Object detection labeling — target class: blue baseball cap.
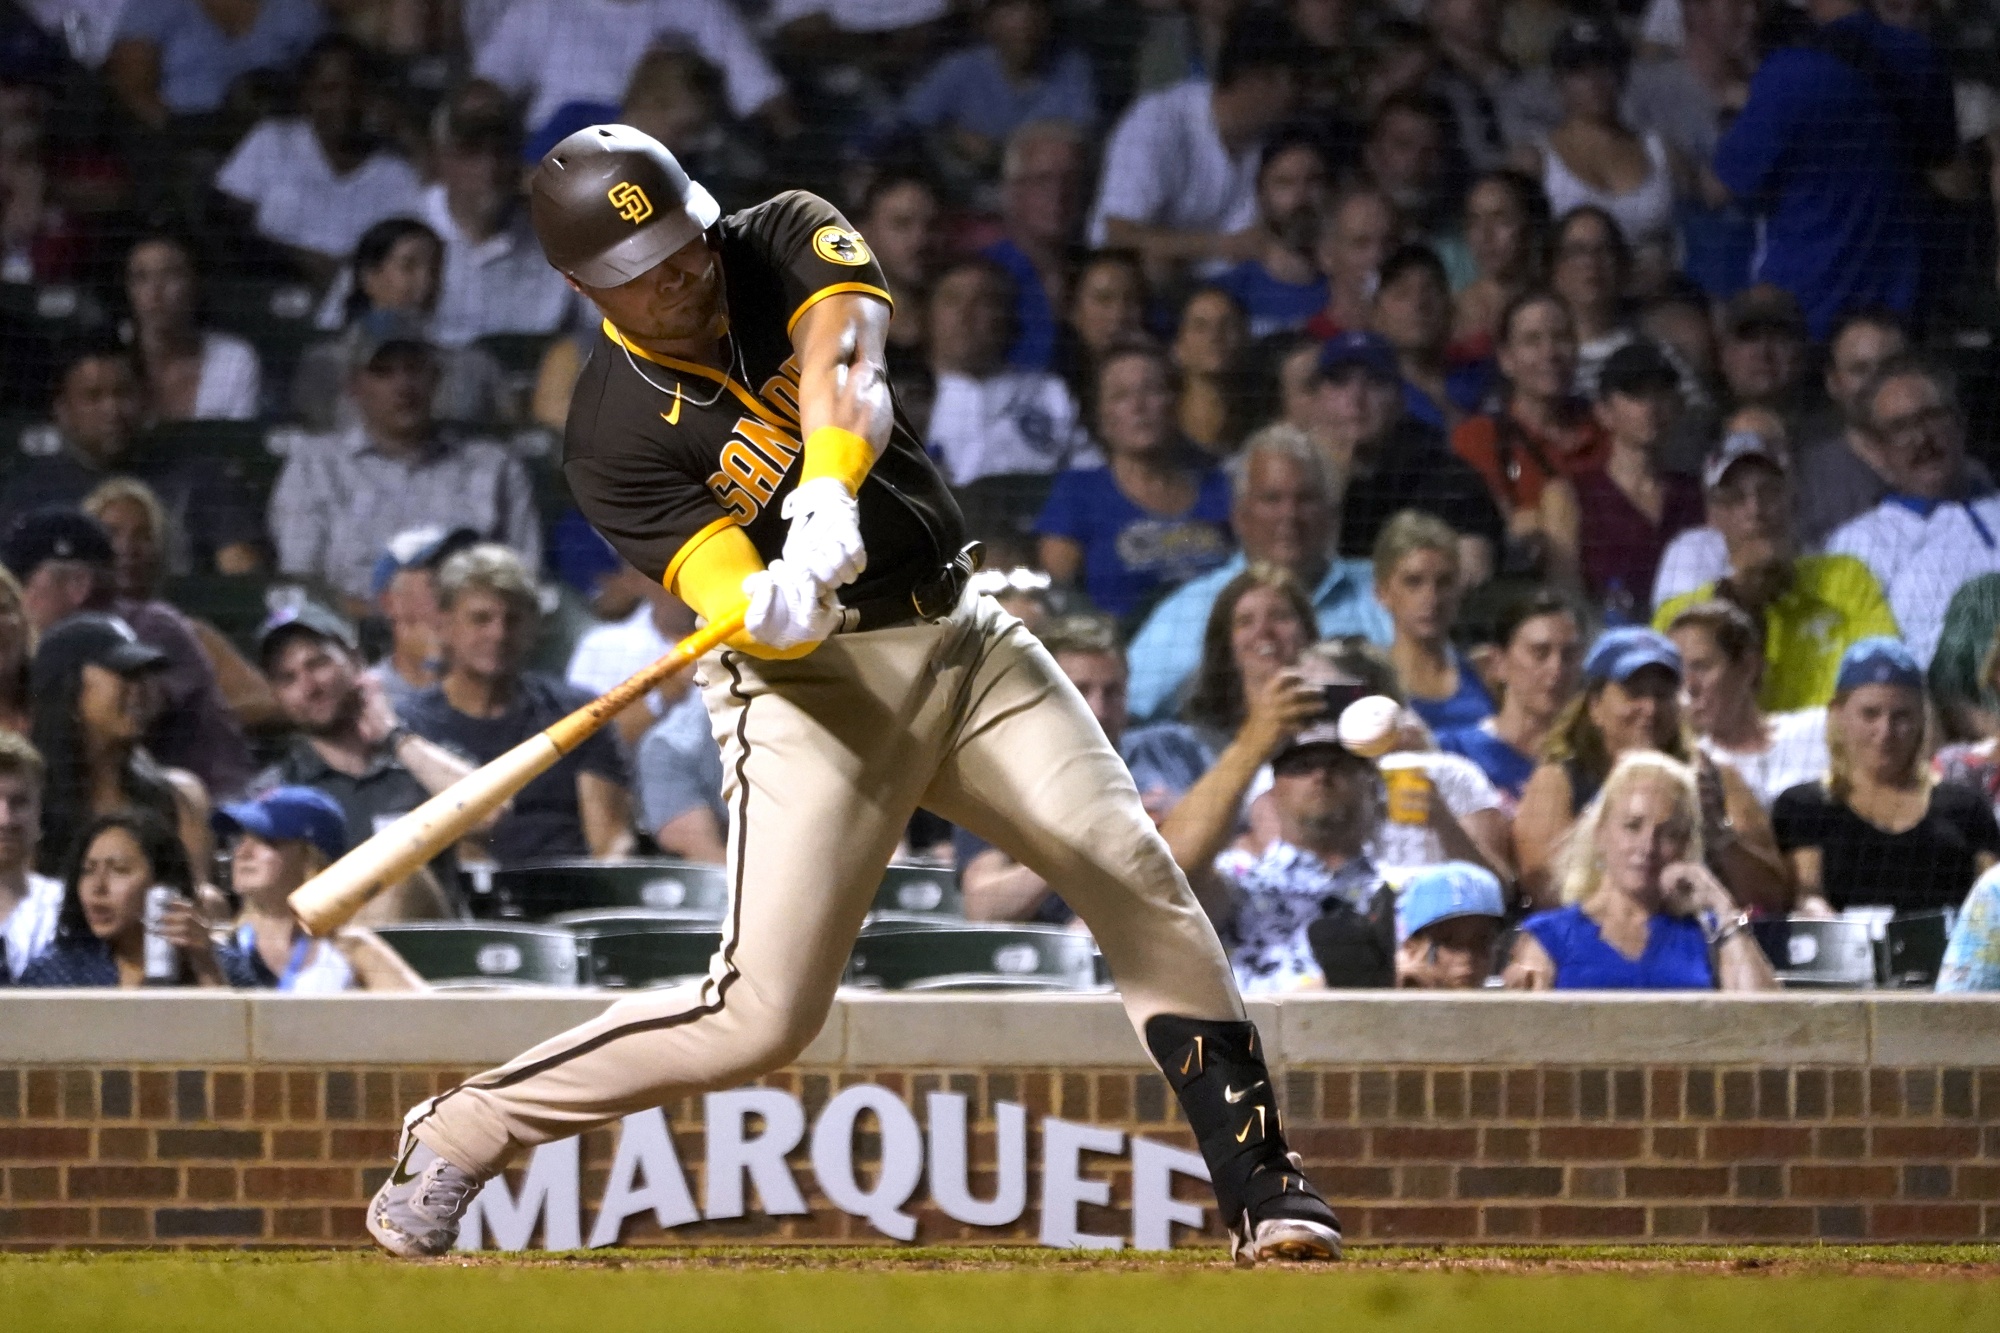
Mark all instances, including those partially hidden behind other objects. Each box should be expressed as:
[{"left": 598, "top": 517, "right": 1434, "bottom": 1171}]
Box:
[
  {"left": 1582, "top": 626, "right": 1682, "bottom": 687},
  {"left": 1316, "top": 330, "right": 1400, "bottom": 382},
  {"left": 213, "top": 787, "right": 349, "bottom": 864},
  {"left": 1397, "top": 862, "right": 1507, "bottom": 942},
  {"left": 370, "top": 524, "right": 481, "bottom": 600},
  {"left": 1835, "top": 636, "right": 1923, "bottom": 694}
]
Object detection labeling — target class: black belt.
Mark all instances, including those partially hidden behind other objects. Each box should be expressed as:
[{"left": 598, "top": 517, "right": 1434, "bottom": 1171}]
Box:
[{"left": 838, "top": 542, "right": 984, "bottom": 633}]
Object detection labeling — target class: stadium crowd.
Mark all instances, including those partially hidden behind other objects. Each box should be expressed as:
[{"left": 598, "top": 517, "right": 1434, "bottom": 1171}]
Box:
[{"left": 4, "top": 0, "right": 2000, "bottom": 994}]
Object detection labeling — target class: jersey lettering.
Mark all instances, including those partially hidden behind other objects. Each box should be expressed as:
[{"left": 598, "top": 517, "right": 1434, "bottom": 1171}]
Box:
[
  {"left": 706, "top": 477, "right": 758, "bottom": 523},
  {"left": 736, "top": 415, "right": 801, "bottom": 472},
  {"left": 716, "top": 440, "right": 784, "bottom": 506}
]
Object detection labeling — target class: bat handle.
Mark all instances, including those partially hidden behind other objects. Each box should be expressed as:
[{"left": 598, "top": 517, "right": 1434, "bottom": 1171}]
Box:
[{"left": 545, "top": 605, "right": 747, "bottom": 754}]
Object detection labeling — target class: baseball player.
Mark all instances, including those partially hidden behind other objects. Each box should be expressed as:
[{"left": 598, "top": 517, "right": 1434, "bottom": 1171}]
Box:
[{"left": 366, "top": 125, "right": 1342, "bottom": 1264}]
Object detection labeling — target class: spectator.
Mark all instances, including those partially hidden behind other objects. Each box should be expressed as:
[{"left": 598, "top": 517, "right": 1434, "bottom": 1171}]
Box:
[
  {"left": 402, "top": 545, "right": 632, "bottom": 866},
  {"left": 0, "top": 731, "right": 58, "bottom": 980},
  {"left": 422, "top": 91, "right": 573, "bottom": 349},
  {"left": 1089, "top": 9, "right": 1301, "bottom": 277},
  {"left": 271, "top": 322, "right": 540, "bottom": 613},
  {"left": 1176, "top": 562, "right": 1318, "bottom": 751},
  {"left": 1362, "top": 713, "right": 1515, "bottom": 886},
  {"left": 1451, "top": 290, "right": 1603, "bottom": 585},
  {"left": 619, "top": 46, "right": 770, "bottom": 217},
  {"left": 27, "top": 612, "right": 211, "bottom": 877},
  {"left": 1374, "top": 510, "right": 1495, "bottom": 733},
  {"left": 84, "top": 476, "right": 278, "bottom": 737},
  {"left": 1648, "top": 405, "right": 1781, "bottom": 604},
  {"left": 1308, "top": 331, "right": 1503, "bottom": 575},
  {"left": 1625, "top": 0, "right": 1756, "bottom": 177},
  {"left": 1172, "top": 285, "right": 1251, "bottom": 455},
  {"left": 856, "top": 172, "right": 941, "bottom": 363},
  {"left": 216, "top": 785, "right": 423, "bottom": 990},
  {"left": 635, "top": 668, "right": 727, "bottom": 866},
  {"left": 1212, "top": 131, "right": 1329, "bottom": 338},
  {"left": 123, "top": 234, "right": 261, "bottom": 421},
  {"left": 1669, "top": 598, "right": 1829, "bottom": 811},
  {"left": 0, "top": 46, "right": 91, "bottom": 296},
  {"left": 1513, "top": 626, "right": 1788, "bottom": 910},
  {"left": 1304, "top": 185, "right": 1397, "bottom": 342},
  {"left": 213, "top": 35, "right": 424, "bottom": 284},
  {"left": 1181, "top": 655, "right": 1386, "bottom": 993},
  {"left": 1939, "top": 862, "right": 2000, "bottom": 990},
  {"left": 295, "top": 219, "right": 512, "bottom": 431},
  {"left": 925, "top": 257, "right": 1093, "bottom": 495},
  {"left": 105, "top": 0, "right": 323, "bottom": 128},
  {"left": 1655, "top": 431, "right": 1897, "bottom": 709},
  {"left": 1393, "top": 860, "right": 1508, "bottom": 987},
  {"left": 1776, "top": 637, "right": 2000, "bottom": 915},
  {"left": 1427, "top": 0, "right": 1518, "bottom": 176},
  {"left": 256, "top": 603, "right": 475, "bottom": 917},
  {"left": 1712, "top": 0, "right": 1955, "bottom": 338},
  {"left": 1371, "top": 244, "right": 1483, "bottom": 432},
  {"left": 0, "top": 341, "right": 263, "bottom": 574},
  {"left": 1440, "top": 585, "right": 1584, "bottom": 804},
  {"left": 1639, "top": 282, "right": 1721, "bottom": 403},
  {"left": 15, "top": 808, "right": 256, "bottom": 987},
  {"left": 365, "top": 526, "right": 476, "bottom": 714},
  {"left": 1452, "top": 169, "right": 1551, "bottom": 353},
  {"left": 1361, "top": 92, "right": 1458, "bottom": 260},
  {"left": 473, "top": 0, "right": 785, "bottom": 143},
  {"left": 959, "top": 614, "right": 1212, "bottom": 923},
  {"left": 2, "top": 509, "right": 255, "bottom": 799},
  {"left": 1827, "top": 356, "right": 2000, "bottom": 666},
  {"left": 1514, "top": 19, "right": 1683, "bottom": 292},
  {"left": 1550, "top": 206, "right": 1635, "bottom": 397},
  {"left": 1929, "top": 574, "right": 2000, "bottom": 747},
  {"left": 900, "top": 0, "right": 1095, "bottom": 179},
  {"left": 1127, "top": 425, "right": 1389, "bottom": 721},
  {"left": 981, "top": 120, "right": 1089, "bottom": 372},
  {"left": 1714, "top": 285, "right": 1810, "bottom": 427},
  {"left": 0, "top": 564, "right": 27, "bottom": 734},
  {"left": 1505, "top": 751, "right": 1778, "bottom": 990},
  {"left": 1055, "top": 249, "right": 1147, "bottom": 404},
  {"left": 1036, "top": 344, "right": 1234, "bottom": 619},
  {"left": 1575, "top": 340, "right": 1703, "bottom": 618},
  {"left": 567, "top": 576, "right": 699, "bottom": 750},
  {"left": 1790, "top": 309, "right": 1921, "bottom": 548}
]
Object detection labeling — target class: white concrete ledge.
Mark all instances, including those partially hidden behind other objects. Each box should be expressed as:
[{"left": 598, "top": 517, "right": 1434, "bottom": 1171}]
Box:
[{"left": 2, "top": 991, "right": 1998, "bottom": 1067}]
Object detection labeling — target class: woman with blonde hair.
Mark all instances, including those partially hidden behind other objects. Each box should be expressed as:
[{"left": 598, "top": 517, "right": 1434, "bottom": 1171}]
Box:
[
  {"left": 1373, "top": 510, "right": 1494, "bottom": 733},
  {"left": 1505, "top": 751, "right": 1777, "bottom": 990},
  {"left": 1774, "top": 638, "right": 2000, "bottom": 917},
  {"left": 0, "top": 564, "right": 30, "bottom": 734}
]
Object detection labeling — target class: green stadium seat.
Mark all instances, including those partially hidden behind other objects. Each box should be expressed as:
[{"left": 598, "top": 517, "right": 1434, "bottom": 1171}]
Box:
[
  {"left": 844, "top": 924, "right": 1100, "bottom": 991},
  {"left": 566, "top": 917, "right": 722, "bottom": 989},
  {"left": 868, "top": 864, "right": 962, "bottom": 924},
  {"left": 476, "top": 333, "right": 555, "bottom": 376},
  {"left": 142, "top": 419, "right": 287, "bottom": 499},
  {"left": 1773, "top": 918, "right": 1877, "bottom": 990},
  {"left": 374, "top": 922, "right": 578, "bottom": 988},
  {"left": 1882, "top": 910, "right": 1952, "bottom": 988},
  {"left": 490, "top": 859, "right": 730, "bottom": 920},
  {"left": 162, "top": 573, "right": 274, "bottom": 657},
  {"left": 208, "top": 276, "right": 320, "bottom": 380}
]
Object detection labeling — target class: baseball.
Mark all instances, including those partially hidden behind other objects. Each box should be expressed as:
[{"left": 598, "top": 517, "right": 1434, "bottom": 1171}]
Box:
[{"left": 1337, "top": 695, "right": 1402, "bottom": 758}]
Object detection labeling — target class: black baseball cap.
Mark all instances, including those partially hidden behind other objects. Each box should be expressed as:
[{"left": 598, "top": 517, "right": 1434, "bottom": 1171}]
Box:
[
  {"left": 258, "top": 601, "right": 358, "bottom": 670},
  {"left": 32, "top": 612, "right": 167, "bottom": 680},
  {"left": 1, "top": 509, "right": 114, "bottom": 581},
  {"left": 1551, "top": 18, "right": 1629, "bottom": 72},
  {"left": 531, "top": 124, "right": 720, "bottom": 288},
  {"left": 1597, "top": 340, "right": 1681, "bottom": 400}
]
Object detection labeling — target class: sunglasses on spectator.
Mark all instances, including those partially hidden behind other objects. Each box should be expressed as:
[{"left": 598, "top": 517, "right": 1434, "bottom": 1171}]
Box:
[{"left": 1273, "top": 746, "right": 1357, "bottom": 777}]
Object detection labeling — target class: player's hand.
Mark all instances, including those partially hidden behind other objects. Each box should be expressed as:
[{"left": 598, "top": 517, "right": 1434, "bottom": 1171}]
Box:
[
  {"left": 741, "top": 559, "right": 840, "bottom": 652},
  {"left": 780, "top": 476, "right": 867, "bottom": 588}
]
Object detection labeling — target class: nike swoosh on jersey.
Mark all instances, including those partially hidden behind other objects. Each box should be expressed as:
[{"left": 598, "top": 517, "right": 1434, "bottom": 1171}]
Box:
[
  {"left": 1223, "top": 1080, "right": 1267, "bottom": 1104},
  {"left": 661, "top": 384, "right": 682, "bottom": 426}
]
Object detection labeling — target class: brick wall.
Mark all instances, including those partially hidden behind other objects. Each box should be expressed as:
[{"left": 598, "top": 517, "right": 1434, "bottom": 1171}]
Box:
[{"left": 4, "top": 1059, "right": 1998, "bottom": 1248}]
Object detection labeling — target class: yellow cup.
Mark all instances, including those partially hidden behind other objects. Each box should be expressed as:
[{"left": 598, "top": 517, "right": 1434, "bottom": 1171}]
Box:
[{"left": 1384, "top": 766, "right": 1433, "bottom": 826}]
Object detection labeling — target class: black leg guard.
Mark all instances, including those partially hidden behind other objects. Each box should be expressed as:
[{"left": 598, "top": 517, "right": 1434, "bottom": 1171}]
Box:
[{"left": 1145, "top": 1014, "right": 1343, "bottom": 1254}]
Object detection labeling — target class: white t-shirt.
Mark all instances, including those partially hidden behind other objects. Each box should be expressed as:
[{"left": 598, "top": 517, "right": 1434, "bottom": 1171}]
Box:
[
  {"left": 1699, "top": 708, "right": 1828, "bottom": 811},
  {"left": 474, "top": 0, "right": 785, "bottom": 129},
  {"left": 567, "top": 603, "right": 674, "bottom": 718},
  {"left": 1088, "top": 80, "right": 1260, "bottom": 254},
  {"left": 1826, "top": 496, "right": 2000, "bottom": 666},
  {"left": 195, "top": 332, "right": 262, "bottom": 420},
  {"left": 1652, "top": 525, "right": 1731, "bottom": 609},
  {"left": 422, "top": 185, "right": 575, "bottom": 349},
  {"left": 925, "top": 369, "right": 1097, "bottom": 486},
  {"left": 215, "top": 120, "right": 424, "bottom": 260},
  {"left": 2, "top": 873, "right": 62, "bottom": 978},
  {"left": 1372, "top": 752, "right": 1504, "bottom": 883}
]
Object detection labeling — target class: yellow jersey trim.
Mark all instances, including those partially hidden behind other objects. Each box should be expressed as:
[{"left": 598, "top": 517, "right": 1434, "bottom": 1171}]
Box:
[
  {"left": 661, "top": 514, "right": 747, "bottom": 595},
  {"left": 785, "top": 282, "right": 893, "bottom": 337}
]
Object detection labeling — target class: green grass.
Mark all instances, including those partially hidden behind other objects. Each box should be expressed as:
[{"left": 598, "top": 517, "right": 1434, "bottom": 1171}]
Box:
[{"left": 4, "top": 1247, "right": 1999, "bottom": 1332}]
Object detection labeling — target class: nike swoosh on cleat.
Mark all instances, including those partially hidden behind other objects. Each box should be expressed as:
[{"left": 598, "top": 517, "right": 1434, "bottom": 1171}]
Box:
[
  {"left": 1223, "top": 1080, "right": 1266, "bottom": 1104},
  {"left": 1235, "top": 1118, "right": 1255, "bottom": 1143},
  {"left": 660, "top": 384, "right": 683, "bottom": 426},
  {"left": 387, "top": 1140, "right": 421, "bottom": 1186}
]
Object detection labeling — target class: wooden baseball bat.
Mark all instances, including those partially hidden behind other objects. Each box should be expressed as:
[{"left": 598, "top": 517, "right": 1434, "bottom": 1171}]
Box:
[{"left": 287, "top": 606, "right": 748, "bottom": 937}]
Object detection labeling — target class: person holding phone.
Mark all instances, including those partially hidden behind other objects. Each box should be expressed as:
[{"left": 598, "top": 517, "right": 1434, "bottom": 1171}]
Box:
[
  {"left": 1504, "top": 751, "right": 1778, "bottom": 991},
  {"left": 14, "top": 808, "right": 257, "bottom": 988}
]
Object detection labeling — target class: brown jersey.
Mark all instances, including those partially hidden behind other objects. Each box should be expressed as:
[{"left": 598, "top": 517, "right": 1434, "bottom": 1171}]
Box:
[{"left": 562, "top": 190, "right": 964, "bottom": 605}]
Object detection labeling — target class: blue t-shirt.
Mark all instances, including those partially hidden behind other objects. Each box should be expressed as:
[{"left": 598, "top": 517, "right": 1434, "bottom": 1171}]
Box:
[
  {"left": 983, "top": 238, "right": 1058, "bottom": 372},
  {"left": 901, "top": 45, "right": 1097, "bottom": 144},
  {"left": 1712, "top": 13, "right": 1954, "bottom": 338},
  {"left": 115, "top": 0, "right": 325, "bottom": 116},
  {"left": 1522, "top": 904, "right": 1715, "bottom": 990},
  {"left": 1409, "top": 653, "right": 1495, "bottom": 734},
  {"left": 1035, "top": 465, "right": 1235, "bottom": 617},
  {"left": 1211, "top": 261, "right": 1326, "bottom": 338},
  {"left": 1437, "top": 723, "right": 1537, "bottom": 802}
]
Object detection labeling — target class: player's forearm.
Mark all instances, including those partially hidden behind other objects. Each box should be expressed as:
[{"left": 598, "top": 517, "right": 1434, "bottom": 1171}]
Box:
[{"left": 791, "top": 292, "right": 894, "bottom": 492}]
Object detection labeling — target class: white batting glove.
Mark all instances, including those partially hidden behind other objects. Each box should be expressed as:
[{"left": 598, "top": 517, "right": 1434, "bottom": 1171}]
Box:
[
  {"left": 741, "top": 559, "right": 841, "bottom": 652},
  {"left": 779, "top": 476, "right": 867, "bottom": 588}
]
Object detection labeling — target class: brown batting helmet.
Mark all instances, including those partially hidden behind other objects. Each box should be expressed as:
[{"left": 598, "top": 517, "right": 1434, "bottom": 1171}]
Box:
[{"left": 530, "top": 124, "right": 720, "bottom": 288}]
